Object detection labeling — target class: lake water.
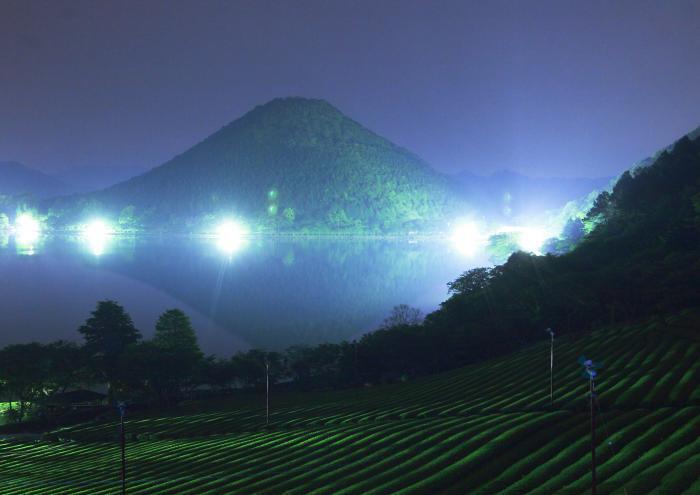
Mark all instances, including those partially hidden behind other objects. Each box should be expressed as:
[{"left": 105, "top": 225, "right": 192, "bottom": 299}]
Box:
[{"left": 0, "top": 232, "right": 490, "bottom": 355}]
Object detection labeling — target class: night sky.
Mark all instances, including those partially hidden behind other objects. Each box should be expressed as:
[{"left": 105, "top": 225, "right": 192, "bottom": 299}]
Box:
[{"left": 1, "top": 0, "right": 699, "bottom": 179}]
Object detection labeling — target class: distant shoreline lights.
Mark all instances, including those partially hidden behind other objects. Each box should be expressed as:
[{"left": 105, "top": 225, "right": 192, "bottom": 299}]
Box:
[
  {"left": 80, "top": 219, "right": 115, "bottom": 256},
  {"left": 450, "top": 218, "right": 555, "bottom": 257},
  {"left": 13, "top": 212, "right": 42, "bottom": 255},
  {"left": 213, "top": 219, "right": 249, "bottom": 256},
  {"left": 450, "top": 221, "right": 487, "bottom": 256},
  {"left": 495, "top": 225, "right": 553, "bottom": 255}
]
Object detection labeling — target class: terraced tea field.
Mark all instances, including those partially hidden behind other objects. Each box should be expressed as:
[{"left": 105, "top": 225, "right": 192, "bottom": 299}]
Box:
[{"left": 1, "top": 322, "right": 699, "bottom": 494}]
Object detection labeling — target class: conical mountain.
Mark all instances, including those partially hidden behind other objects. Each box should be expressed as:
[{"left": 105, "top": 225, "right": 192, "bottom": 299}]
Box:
[{"left": 65, "top": 98, "right": 463, "bottom": 233}]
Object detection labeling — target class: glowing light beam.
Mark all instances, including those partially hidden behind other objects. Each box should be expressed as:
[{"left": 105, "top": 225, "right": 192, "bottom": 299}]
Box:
[
  {"left": 15, "top": 213, "right": 40, "bottom": 239},
  {"left": 214, "top": 220, "right": 248, "bottom": 255},
  {"left": 450, "top": 222, "right": 485, "bottom": 256},
  {"left": 494, "top": 225, "right": 552, "bottom": 255},
  {"left": 81, "top": 219, "right": 114, "bottom": 256},
  {"left": 516, "top": 227, "right": 550, "bottom": 254},
  {"left": 14, "top": 213, "right": 41, "bottom": 254}
]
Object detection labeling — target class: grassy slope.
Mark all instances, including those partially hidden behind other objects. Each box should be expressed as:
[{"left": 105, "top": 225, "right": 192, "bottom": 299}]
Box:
[{"left": 1, "top": 320, "right": 699, "bottom": 494}]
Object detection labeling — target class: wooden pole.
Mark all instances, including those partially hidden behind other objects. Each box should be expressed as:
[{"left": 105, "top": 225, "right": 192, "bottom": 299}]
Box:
[
  {"left": 546, "top": 329, "right": 554, "bottom": 406},
  {"left": 550, "top": 333, "right": 554, "bottom": 406},
  {"left": 590, "top": 377, "right": 597, "bottom": 495},
  {"left": 265, "top": 361, "right": 270, "bottom": 426},
  {"left": 119, "top": 403, "right": 126, "bottom": 495}
]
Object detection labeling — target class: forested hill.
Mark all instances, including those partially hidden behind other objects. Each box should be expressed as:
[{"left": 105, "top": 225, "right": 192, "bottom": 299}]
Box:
[
  {"left": 52, "top": 98, "right": 464, "bottom": 233},
  {"left": 0, "top": 161, "right": 68, "bottom": 199},
  {"left": 361, "top": 129, "right": 700, "bottom": 378}
]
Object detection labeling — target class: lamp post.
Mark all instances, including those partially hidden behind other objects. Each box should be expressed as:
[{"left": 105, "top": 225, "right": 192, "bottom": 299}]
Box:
[
  {"left": 546, "top": 328, "right": 554, "bottom": 406},
  {"left": 265, "top": 360, "right": 270, "bottom": 426},
  {"left": 581, "top": 359, "right": 598, "bottom": 495},
  {"left": 117, "top": 401, "right": 127, "bottom": 495}
]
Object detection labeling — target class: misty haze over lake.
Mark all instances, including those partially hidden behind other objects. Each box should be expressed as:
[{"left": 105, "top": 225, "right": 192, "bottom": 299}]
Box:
[{"left": 0, "top": 235, "right": 489, "bottom": 354}]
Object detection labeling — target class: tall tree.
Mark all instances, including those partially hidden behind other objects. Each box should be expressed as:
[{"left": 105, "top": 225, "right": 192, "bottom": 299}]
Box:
[
  {"left": 46, "top": 341, "right": 90, "bottom": 394},
  {"left": 0, "top": 343, "right": 52, "bottom": 422},
  {"left": 231, "top": 350, "right": 285, "bottom": 388},
  {"left": 153, "top": 309, "right": 202, "bottom": 357},
  {"left": 78, "top": 300, "right": 141, "bottom": 401},
  {"left": 446, "top": 267, "right": 494, "bottom": 296},
  {"left": 148, "top": 309, "right": 203, "bottom": 403},
  {"left": 381, "top": 304, "right": 423, "bottom": 329}
]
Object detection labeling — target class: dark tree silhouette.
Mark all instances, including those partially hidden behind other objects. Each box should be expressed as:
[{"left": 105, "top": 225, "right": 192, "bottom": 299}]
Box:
[
  {"left": 381, "top": 304, "right": 423, "bottom": 329},
  {"left": 446, "top": 267, "right": 494, "bottom": 295},
  {"left": 78, "top": 300, "right": 141, "bottom": 401},
  {"left": 0, "top": 343, "right": 51, "bottom": 422},
  {"left": 149, "top": 309, "right": 204, "bottom": 403},
  {"left": 154, "top": 309, "right": 202, "bottom": 357}
]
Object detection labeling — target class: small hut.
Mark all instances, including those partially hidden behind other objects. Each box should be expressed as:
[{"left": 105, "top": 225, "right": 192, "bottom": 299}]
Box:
[{"left": 44, "top": 390, "right": 108, "bottom": 415}]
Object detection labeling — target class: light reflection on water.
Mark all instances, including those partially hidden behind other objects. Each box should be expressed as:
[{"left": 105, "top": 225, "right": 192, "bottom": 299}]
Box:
[{"left": 0, "top": 233, "right": 490, "bottom": 354}]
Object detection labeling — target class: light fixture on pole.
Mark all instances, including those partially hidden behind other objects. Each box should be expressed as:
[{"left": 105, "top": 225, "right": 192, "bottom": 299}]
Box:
[
  {"left": 580, "top": 357, "right": 599, "bottom": 495},
  {"left": 117, "top": 401, "right": 127, "bottom": 495}
]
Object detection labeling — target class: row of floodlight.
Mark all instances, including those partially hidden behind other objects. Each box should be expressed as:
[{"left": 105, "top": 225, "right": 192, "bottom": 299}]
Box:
[
  {"left": 450, "top": 221, "right": 554, "bottom": 256},
  {"left": 5, "top": 213, "right": 553, "bottom": 257},
  {"left": 3, "top": 213, "right": 250, "bottom": 257}
]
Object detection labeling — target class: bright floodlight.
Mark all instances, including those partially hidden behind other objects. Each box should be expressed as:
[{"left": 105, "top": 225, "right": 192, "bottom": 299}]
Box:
[
  {"left": 14, "top": 212, "right": 41, "bottom": 255},
  {"left": 516, "top": 227, "right": 549, "bottom": 254},
  {"left": 215, "top": 220, "right": 248, "bottom": 255},
  {"left": 81, "top": 219, "right": 114, "bottom": 256},
  {"left": 15, "top": 213, "right": 40, "bottom": 237},
  {"left": 83, "top": 219, "right": 112, "bottom": 238},
  {"left": 14, "top": 213, "right": 41, "bottom": 249},
  {"left": 451, "top": 222, "right": 483, "bottom": 256}
]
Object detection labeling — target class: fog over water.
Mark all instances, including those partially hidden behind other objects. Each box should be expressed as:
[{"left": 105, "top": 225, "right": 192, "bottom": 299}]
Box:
[{"left": 0, "top": 234, "right": 490, "bottom": 354}]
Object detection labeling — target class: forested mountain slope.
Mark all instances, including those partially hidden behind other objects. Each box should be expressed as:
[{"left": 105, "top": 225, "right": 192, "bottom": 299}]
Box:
[
  {"left": 51, "top": 98, "right": 464, "bottom": 233},
  {"left": 351, "top": 131, "right": 700, "bottom": 378}
]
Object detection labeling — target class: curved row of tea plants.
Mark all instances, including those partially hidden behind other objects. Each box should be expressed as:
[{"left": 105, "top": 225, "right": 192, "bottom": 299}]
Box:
[
  {"left": 48, "top": 322, "right": 700, "bottom": 442},
  {"left": 2, "top": 408, "right": 699, "bottom": 494},
  {"left": 1, "top": 321, "right": 698, "bottom": 493}
]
